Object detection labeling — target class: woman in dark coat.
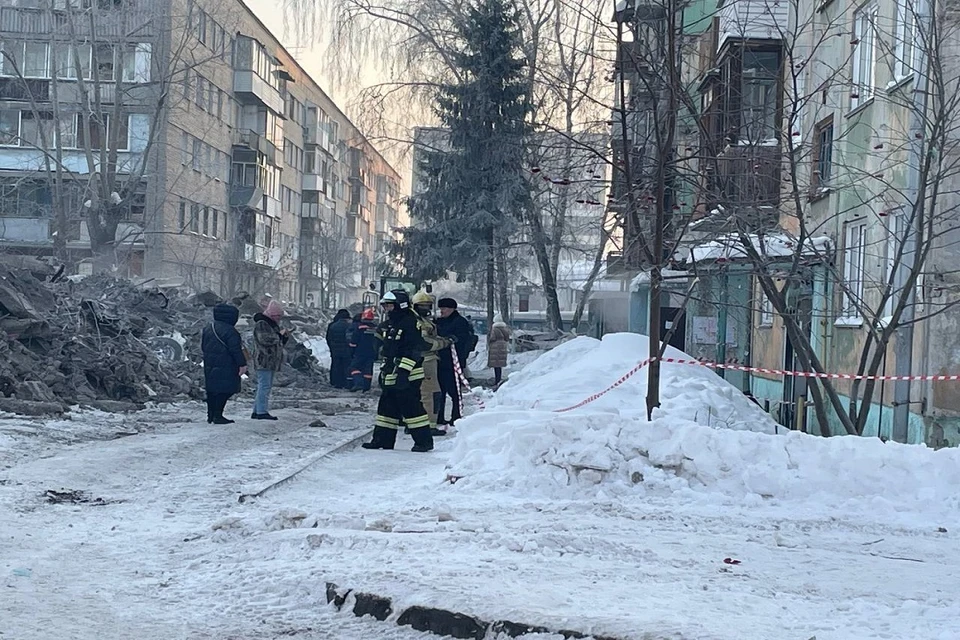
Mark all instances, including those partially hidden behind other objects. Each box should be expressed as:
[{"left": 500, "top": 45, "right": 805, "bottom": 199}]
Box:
[
  {"left": 325, "top": 308, "right": 352, "bottom": 389},
  {"left": 201, "top": 304, "right": 247, "bottom": 424}
]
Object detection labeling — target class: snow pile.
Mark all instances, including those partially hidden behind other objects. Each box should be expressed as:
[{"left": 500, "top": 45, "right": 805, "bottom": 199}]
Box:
[
  {"left": 449, "top": 413, "right": 960, "bottom": 522},
  {"left": 493, "top": 333, "right": 777, "bottom": 431},
  {"left": 447, "top": 333, "right": 960, "bottom": 522}
]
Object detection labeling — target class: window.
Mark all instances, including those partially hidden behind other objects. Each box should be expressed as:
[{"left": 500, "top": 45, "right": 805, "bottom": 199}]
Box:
[
  {"left": 760, "top": 289, "right": 774, "bottom": 326},
  {"left": 202, "top": 206, "right": 210, "bottom": 236},
  {"left": 842, "top": 222, "right": 866, "bottom": 317},
  {"left": 181, "top": 131, "right": 189, "bottom": 165},
  {"left": 23, "top": 42, "right": 49, "bottom": 78},
  {"left": 740, "top": 51, "right": 779, "bottom": 143},
  {"left": 195, "top": 75, "right": 205, "bottom": 109},
  {"left": 0, "top": 110, "right": 18, "bottom": 145},
  {"left": 519, "top": 291, "right": 530, "bottom": 312},
  {"left": 851, "top": 4, "right": 878, "bottom": 110},
  {"left": 811, "top": 115, "right": 834, "bottom": 195},
  {"left": 894, "top": 0, "right": 917, "bottom": 81},
  {"left": 55, "top": 44, "right": 76, "bottom": 79},
  {"left": 192, "top": 138, "right": 202, "bottom": 170},
  {"left": 120, "top": 44, "right": 137, "bottom": 82},
  {"left": 20, "top": 111, "right": 55, "bottom": 148},
  {"left": 196, "top": 11, "right": 207, "bottom": 45},
  {"left": 57, "top": 113, "right": 76, "bottom": 148},
  {"left": 190, "top": 202, "right": 200, "bottom": 233},
  {"left": 178, "top": 200, "right": 186, "bottom": 231},
  {"left": 212, "top": 209, "right": 219, "bottom": 239},
  {"left": 94, "top": 43, "right": 114, "bottom": 81}
]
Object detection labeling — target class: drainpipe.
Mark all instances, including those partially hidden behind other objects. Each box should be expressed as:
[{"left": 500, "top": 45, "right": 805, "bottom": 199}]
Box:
[
  {"left": 716, "top": 268, "right": 728, "bottom": 378},
  {"left": 893, "top": 0, "right": 931, "bottom": 443}
]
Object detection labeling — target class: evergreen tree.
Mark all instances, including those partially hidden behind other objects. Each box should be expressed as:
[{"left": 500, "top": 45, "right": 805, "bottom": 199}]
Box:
[{"left": 403, "top": 0, "right": 532, "bottom": 324}]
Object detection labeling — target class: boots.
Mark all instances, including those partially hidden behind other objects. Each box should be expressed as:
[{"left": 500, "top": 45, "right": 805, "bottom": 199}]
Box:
[
  {"left": 362, "top": 426, "right": 398, "bottom": 450},
  {"left": 409, "top": 426, "right": 434, "bottom": 453}
]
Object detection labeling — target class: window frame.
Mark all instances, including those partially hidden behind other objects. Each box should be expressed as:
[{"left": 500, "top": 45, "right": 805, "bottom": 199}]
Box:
[
  {"left": 893, "top": 0, "right": 917, "bottom": 82},
  {"left": 810, "top": 115, "right": 834, "bottom": 196},
  {"left": 842, "top": 221, "right": 867, "bottom": 318},
  {"left": 850, "top": 3, "right": 878, "bottom": 111}
]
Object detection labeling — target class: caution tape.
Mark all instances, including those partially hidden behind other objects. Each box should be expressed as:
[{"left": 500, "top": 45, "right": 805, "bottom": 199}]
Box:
[
  {"left": 451, "top": 355, "right": 486, "bottom": 413},
  {"left": 549, "top": 356, "right": 960, "bottom": 414},
  {"left": 657, "top": 357, "right": 960, "bottom": 382}
]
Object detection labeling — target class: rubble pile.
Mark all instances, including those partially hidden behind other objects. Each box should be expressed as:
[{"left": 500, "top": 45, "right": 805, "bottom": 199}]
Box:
[{"left": 0, "top": 257, "right": 332, "bottom": 415}]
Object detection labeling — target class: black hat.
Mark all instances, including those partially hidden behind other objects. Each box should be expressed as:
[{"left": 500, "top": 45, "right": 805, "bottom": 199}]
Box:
[{"left": 438, "top": 297, "right": 457, "bottom": 309}]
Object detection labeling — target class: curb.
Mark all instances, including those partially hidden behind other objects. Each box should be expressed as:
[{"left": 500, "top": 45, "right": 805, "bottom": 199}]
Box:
[
  {"left": 238, "top": 429, "right": 373, "bottom": 503},
  {"left": 325, "top": 582, "right": 623, "bottom": 640}
]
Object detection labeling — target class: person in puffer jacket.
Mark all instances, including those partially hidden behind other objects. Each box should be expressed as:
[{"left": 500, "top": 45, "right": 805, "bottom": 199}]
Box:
[
  {"left": 201, "top": 304, "right": 246, "bottom": 424},
  {"left": 251, "top": 299, "right": 289, "bottom": 420},
  {"left": 349, "top": 307, "right": 379, "bottom": 392}
]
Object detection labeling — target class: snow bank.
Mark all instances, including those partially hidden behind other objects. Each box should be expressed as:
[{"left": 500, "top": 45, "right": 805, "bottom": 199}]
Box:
[
  {"left": 449, "top": 413, "right": 960, "bottom": 522},
  {"left": 493, "top": 333, "right": 777, "bottom": 432},
  {"left": 448, "top": 333, "right": 960, "bottom": 522}
]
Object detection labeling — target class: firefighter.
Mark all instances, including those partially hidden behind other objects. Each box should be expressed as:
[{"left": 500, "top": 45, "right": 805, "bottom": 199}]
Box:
[
  {"left": 412, "top": 290, "right": 452, "bottom": 436},
  {"left": 362, "top": 289, "right": 435, "bottom": 452}
]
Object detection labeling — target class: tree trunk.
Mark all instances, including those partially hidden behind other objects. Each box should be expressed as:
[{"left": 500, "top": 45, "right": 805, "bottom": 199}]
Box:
[
  {"left": 486, "top": 226, "right": 496, "bottom": 331},
  {"left": 572, "top": 223, "right": 609, "bottom": 330},
  {"left": 525, "top": 204, "right": 564, "bottom": 330},
  {"left": 495, "top": 231, "right": 511, "bottom": 322}
]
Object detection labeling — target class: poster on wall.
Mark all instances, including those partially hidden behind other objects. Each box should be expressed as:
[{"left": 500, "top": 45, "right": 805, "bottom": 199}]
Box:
[{"left": 691, "top": 316, "right": 737, "bottom": 346}]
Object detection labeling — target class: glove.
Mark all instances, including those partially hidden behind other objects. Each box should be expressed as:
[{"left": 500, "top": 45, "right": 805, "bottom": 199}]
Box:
[
  {"left": 448, "top": 335, "right": 458, "bottom": 344},
  {"left": 393, "top": 368, "right": 411, "bottom": 390}
]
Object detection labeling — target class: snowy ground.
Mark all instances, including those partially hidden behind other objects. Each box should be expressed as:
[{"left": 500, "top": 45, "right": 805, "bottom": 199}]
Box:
[{"left": 3, "top": 334, "right": 960, "bottom": 640}]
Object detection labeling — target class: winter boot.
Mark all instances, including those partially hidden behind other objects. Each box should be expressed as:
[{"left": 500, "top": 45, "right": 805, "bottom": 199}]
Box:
[
  {"left": 362, "top": 426, "right": 397, "bottom": 450},
  {"left": 252, "top": 413, "right": 279, "bottom": 420},
  {"left": 212, "top": 417, "right": 235, "bottom": 425},
  {"left": 409, "top": 426, "right": 434, "bottom": 452}
]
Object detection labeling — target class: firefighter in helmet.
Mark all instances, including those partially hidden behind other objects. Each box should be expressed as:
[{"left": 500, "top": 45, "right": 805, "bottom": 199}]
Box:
[
  {"left": 362, "top": 289, "right": 435, "bottom": 452},
  {"left": 412, "top": 290, "right": 452, "bottom": 435}
]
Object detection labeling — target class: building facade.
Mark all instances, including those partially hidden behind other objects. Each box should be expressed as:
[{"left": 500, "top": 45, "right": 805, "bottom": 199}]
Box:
[{"left": 0, "top": 0, "right": 402, "bottom": 308}]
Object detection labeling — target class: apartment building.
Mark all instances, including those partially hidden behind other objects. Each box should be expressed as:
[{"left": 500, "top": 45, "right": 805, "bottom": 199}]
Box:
[{"left": 0, "top": 0, "right": 402, "bottom": 308}]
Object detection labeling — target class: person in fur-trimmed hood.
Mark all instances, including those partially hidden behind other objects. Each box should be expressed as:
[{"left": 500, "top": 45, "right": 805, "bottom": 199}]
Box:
[
  {"left": 251, "top": 299, "right": 289, "bottom": 420},
  {"left": 486, "top": 315, "right": 511, "bottom": 387}
]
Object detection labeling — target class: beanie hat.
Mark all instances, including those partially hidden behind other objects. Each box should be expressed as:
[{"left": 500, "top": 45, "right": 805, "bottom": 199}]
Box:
[
  {"left": 264, "top": 299, "right": 284, "bottom": 321},
  {"left": 438, "top": 297, "right": 458, "bottom": 309}
]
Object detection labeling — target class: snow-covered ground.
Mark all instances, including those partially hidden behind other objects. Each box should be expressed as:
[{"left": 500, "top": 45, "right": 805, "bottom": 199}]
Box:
[{"left": 3, "top": 333, "right": 960, "bottom": 639}]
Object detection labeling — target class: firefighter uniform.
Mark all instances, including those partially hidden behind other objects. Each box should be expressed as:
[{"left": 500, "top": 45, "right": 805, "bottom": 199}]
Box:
[
  {"left": 412, "top": 291, "right": 451, "bottom": 432},
  {"left": 362, "top": 290, "right": 434, "bottom": 452}
]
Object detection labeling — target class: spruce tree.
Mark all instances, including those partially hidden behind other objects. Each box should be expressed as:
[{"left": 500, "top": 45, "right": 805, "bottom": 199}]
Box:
[{"left": 404, "top": 0, "right": 532, "bottom": 325}]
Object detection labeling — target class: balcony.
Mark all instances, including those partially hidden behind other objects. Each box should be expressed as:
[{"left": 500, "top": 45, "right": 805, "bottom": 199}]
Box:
[
  {"left": 0, "top": 217, "right": 144, "bottom": 248},
  {"left": 233, "top": 129, "right": 278, "bottom": 166},
  {"left": 243, "top": 243, "right": 284, "bottom": 268},
  {"left": 233, "top": 70, "right": 283, "bottom": 114},
  {"left": 302, "top": 173, "right": 326, "bottom": 193},
  {"left": 349, "top": 202, "right": 370, "bottom": 221}
]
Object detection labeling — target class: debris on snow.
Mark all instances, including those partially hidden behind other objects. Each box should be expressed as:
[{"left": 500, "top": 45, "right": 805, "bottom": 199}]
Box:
[{"left": 0, "top": 266, "right": 332, "bottom": 414}]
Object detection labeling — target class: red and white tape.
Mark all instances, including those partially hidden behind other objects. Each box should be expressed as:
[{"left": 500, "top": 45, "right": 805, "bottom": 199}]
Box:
[
  {"left": 656, "top": 357, "right": 960, "bottom": 382},
  {"left": 452, "top": 355, "right": 486, "bottom": 413},
  {"left": 550, "top": 356, "right": 960, "bottom": 414}
]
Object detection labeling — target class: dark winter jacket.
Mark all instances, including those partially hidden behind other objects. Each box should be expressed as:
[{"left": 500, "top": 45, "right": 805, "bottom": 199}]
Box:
[
  {"left": 378, "top": 308, "right": 429, "bottom": 387},
  {"left": 325, "top": 317, "right": 353, "bottom": 358},
  {"left": 201, "top": 304, "right": 246, "bottom": 394},
  {"left": 252, "top": 313, "right": 289, "bottom": 372},
  {"left": 349, "top": 319, "right": 379, "bottom": 372},
  {"left": 436, "top": 310, "right": 476, "bottom": 369}
]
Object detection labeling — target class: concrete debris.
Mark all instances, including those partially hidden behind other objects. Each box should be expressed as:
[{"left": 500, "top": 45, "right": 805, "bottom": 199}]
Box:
[{"left": 0, "top": 267, "right": 333, "bottom": 415}]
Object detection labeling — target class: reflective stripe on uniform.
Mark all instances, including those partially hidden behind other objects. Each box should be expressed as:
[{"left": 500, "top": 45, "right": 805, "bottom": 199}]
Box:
[
  {"left": 404, "top": 414, "right": 431, "bottom": 429},
  {"left": 408, "top": 369, "right": 425, "bottom": 381},
  {"left": 398, "top": 357, "right": 417, "bottom": 371},
  {"left": 375, "top": 415, "right": 401, "bottom": 429}
]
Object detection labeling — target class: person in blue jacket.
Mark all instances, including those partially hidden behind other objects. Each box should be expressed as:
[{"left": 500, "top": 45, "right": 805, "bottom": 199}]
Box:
[
  {"left": 201, "top": 303, "right": 247, "bottom": 424},
  {"left": 349, "top": 307, "right": 379, "bottom": 392}
]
